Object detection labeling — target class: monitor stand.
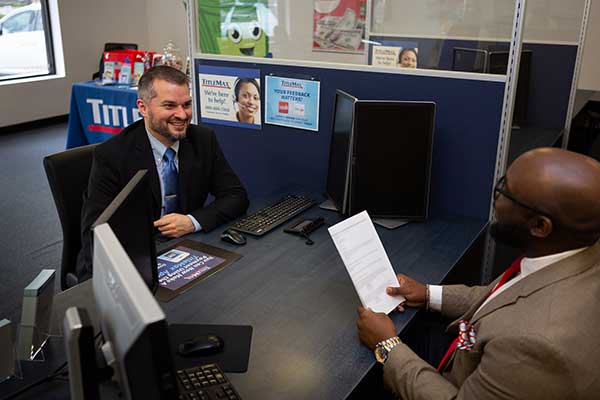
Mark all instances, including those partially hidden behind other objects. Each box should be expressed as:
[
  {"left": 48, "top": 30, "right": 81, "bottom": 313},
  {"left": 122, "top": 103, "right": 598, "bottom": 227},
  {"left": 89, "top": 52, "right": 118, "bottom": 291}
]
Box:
[
  {"left": 319, "top": 199, "right": 338, "bottom": 211},
  {"left": 373, "top": 218, "right": 409, "bottom": 229}
]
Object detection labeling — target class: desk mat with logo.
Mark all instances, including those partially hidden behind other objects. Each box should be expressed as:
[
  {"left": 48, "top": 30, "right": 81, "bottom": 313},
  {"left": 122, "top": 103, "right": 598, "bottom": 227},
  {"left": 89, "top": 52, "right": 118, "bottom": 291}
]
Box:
[
  {"left": 155, "top": 239, "right": 242, "bottom": 302},
  {"left": 169, "top": 324, "right": 252, "bottom": 373}
]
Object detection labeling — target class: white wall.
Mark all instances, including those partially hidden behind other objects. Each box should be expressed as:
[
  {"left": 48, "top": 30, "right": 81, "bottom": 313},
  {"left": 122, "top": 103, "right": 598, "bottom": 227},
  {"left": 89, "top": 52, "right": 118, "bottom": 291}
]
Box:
[
  {"left": 145, "top": 0, "right": 188, "bottom": 57},
  {"left": 578, "top": 0, "right": 600, "bottom": 91},
  {"left": 0, "top": 0, "right": 189, "bottom": 128}
]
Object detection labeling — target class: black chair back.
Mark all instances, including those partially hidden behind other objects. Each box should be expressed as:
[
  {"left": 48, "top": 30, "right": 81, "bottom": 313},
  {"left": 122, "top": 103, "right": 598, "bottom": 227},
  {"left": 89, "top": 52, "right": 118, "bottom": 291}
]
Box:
[{"left": 43, "top": 144, "right": 96, "bottom": 290}]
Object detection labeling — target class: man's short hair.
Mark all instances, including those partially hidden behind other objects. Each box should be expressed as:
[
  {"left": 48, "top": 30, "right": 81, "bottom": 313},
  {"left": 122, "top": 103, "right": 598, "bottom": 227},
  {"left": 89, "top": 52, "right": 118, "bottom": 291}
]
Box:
[
  {"left": 138, "top": 66, "right": 189, "bottom": 103},
  {"left": 233, "top": 78, "right": 260, "bottom": 102}
]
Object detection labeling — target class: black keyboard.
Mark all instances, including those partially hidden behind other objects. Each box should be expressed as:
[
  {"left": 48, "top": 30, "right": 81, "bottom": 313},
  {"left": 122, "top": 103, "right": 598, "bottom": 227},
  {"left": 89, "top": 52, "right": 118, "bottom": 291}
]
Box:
[
  {"left": 176, "top": 363, "right": 241, "bottom": 400},
  {"left": 229, "top": 195, "right": 316, "bottom": 236}
]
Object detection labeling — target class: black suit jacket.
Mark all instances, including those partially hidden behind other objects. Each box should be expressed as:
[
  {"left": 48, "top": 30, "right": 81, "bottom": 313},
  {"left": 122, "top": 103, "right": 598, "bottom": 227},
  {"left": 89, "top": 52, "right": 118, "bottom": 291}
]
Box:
[{"left": 76, "top": 119, "right": 249, "bottom": 280}]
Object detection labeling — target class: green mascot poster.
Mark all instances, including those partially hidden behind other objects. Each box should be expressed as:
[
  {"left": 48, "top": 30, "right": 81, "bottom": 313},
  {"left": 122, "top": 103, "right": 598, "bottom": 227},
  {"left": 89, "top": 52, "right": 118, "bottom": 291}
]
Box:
[{"left": 197, "top": 0, "right": 276, "bottom": 58}]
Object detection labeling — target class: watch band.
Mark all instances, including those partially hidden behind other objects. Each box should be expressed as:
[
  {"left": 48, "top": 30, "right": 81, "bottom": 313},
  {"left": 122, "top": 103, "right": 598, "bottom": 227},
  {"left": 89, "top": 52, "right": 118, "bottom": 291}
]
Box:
[{"left": 375, "top": 336, "right": 401, "bottom": 364}]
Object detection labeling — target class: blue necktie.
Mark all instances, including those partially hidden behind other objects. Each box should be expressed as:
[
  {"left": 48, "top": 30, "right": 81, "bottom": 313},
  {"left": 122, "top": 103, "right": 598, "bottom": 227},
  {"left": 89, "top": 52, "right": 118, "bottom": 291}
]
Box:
[{"left": 162, "top": 147, "right": 179, "bottom": 214}]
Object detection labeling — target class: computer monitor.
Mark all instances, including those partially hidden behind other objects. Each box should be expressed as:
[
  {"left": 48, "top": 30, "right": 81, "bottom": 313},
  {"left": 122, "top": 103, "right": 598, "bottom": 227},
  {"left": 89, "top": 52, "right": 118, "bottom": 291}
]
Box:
[
  {"left": 324, "top": 89, "right": 358, "bottom": 214},
  {"left": 92, "top": 170, "right": 158, "bottom": 292},
  {"left": 488, "top": 50, "right": 532, "bottom": 127},
  {"left": 348, "top": 101, "right": 435, "bottom": 221},
  {"left": 92, "top": 223, "right": 177, "bottom": 400},
  {"left": 452, "top": 47, "right": 488, "bottom": 73}
]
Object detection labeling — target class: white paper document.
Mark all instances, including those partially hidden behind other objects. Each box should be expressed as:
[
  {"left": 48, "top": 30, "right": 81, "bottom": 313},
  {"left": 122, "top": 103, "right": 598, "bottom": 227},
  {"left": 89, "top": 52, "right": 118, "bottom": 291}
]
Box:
[{"left": 328, "top": 211, "right": 404, "bottom": 314}]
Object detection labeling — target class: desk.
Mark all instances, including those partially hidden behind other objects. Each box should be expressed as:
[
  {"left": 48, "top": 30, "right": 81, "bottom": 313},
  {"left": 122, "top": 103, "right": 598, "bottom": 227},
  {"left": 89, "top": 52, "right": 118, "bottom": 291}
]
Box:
[
  {"left": 66, "top": 81, "right": 140, "bottom": 149},
  {"left": 161, "top": 196, "right": 486, "bottom": 399},
  {"left": 1, "top": 196, "right": 485, "bottom": 400}
]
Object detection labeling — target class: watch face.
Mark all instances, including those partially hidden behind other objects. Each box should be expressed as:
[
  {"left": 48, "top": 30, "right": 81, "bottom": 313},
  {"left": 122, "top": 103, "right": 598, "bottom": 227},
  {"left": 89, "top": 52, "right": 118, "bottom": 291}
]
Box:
[{"left": 375, "top": 345, "right": 387, "bottom": 364}]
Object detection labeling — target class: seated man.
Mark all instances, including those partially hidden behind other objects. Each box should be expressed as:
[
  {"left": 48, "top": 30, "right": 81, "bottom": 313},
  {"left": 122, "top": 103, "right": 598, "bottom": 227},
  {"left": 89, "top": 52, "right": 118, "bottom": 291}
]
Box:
[
  {"left": 357, "top": 148, "right": 600, "bottom": 399},
  {"left": 76, "top": 66, "right": 249, "bottom": 281}
]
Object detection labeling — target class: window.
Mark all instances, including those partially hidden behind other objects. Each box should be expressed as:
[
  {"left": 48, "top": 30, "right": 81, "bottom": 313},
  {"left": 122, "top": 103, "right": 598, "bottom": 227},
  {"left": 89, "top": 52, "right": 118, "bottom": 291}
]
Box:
[
  {"left": 3, "top": 10, "right": 35, "bottom": 33},
  {"left": 0, "top": 0, "right": 55, "bottom": 81}
]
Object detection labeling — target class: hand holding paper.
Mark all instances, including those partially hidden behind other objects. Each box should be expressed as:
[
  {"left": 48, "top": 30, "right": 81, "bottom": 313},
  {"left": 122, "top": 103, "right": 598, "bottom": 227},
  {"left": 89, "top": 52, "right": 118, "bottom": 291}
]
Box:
[
  {"left": 386, "top": 273, "right": 428, "bottom": 312},
  {"left": 328, "top": 210, "right": 405, "bottom": 314}
]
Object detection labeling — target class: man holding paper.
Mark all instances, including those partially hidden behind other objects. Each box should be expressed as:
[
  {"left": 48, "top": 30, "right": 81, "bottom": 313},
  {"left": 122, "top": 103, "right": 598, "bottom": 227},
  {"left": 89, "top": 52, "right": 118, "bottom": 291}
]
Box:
[{"left": 356, "top": 148, "right": 600, "bottom": 399}]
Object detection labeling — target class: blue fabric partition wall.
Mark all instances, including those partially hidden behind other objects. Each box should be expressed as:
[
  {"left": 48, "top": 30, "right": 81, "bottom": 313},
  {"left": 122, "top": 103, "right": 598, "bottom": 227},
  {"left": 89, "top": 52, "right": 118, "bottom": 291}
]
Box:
[{"left": 194, "top": 59, "right": 504, "bottom": 220}]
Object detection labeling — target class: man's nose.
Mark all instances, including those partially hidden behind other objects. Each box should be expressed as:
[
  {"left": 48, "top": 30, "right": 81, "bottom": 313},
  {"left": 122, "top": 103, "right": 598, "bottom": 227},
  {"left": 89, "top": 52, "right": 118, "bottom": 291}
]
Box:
[{"left": 174, "top": 105, "right": 188, "bottom": 118}]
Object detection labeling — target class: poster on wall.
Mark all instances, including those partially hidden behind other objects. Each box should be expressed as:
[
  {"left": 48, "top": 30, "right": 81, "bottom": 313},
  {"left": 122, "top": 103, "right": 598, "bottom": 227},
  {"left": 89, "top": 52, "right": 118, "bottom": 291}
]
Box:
[
  {"left": 265, "top": 75, "right": 320, "bottom": 132},
  {"left": 371, "top": 44, "right": 419, "bottom": 69},
  {"left": 198, "top": 65, "right": 261, "bottom": 129},
  {"left": 196, "top": 0, "right": 277, "bottom": 58},
  {"left": 313, "top": 0, "right": 367, "bottom": 54}
]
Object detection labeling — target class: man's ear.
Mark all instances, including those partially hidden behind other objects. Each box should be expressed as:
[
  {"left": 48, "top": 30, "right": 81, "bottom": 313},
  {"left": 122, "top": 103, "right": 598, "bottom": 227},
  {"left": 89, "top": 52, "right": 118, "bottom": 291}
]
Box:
[
  {"left": 136, "top": 98, "right": 148, "bottom": 118},
  {"left": 529, "top": 216, "right": 553, "bottom": 238}
]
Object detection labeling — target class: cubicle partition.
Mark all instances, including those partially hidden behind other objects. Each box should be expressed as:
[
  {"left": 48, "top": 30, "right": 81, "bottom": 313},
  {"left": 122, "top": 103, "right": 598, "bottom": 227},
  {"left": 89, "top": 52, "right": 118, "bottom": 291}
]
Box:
[
  {"left": 370, "top": 35, "right": 578, "bottom": 130},
  {"left": 194, "top": 58, "right": 504, "bottom": 221}
]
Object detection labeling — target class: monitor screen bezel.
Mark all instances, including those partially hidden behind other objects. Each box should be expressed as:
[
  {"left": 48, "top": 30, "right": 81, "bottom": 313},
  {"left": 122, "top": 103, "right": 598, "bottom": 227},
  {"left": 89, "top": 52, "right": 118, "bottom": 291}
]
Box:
[
  {"left": 325, "top": 89, "right": 358, "bottom": 215},
  {"left": 348, "top": 100, "right": 436, "bottom": 220},
  {"left": 92, "top": 223, "right": 176, "bottom": 400},
  {"left": 92, "top": 169, "right": 159, "bottom": 293},
  {"left": 452, "top": 47, "right": 489, "bottom": 73}
]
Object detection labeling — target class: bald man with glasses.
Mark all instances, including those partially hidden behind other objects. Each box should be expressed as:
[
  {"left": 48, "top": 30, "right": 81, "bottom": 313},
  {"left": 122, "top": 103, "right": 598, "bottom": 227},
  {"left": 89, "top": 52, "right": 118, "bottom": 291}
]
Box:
[{"left": 356, "top": 148, "right": 600, "bottom": 399}]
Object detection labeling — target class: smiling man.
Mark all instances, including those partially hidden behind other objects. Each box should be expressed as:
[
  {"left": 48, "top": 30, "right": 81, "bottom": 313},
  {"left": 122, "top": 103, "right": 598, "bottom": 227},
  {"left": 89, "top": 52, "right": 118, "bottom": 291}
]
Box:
[{"left": 76, "top": 66, "right": 249, "bottom": 281}]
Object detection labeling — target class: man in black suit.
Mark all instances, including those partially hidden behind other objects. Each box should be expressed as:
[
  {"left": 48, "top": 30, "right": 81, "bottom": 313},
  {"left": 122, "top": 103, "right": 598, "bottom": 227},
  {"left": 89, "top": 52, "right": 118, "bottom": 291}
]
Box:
[{"left": 76, "top": 66, "right": 249, "bottom": 281}]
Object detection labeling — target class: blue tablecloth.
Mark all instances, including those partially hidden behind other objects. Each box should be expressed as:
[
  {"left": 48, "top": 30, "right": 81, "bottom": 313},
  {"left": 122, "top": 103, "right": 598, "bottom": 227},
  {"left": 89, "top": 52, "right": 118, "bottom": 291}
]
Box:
[{"left": 66, "top": 81, "right": 141, "bottom": 149}]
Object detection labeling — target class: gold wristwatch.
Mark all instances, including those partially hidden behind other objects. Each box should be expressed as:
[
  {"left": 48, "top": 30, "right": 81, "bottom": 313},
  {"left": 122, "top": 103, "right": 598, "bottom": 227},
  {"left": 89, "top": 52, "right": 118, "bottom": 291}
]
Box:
[{"left": 374, "top": 336, "right": 401, "bottom": 364}]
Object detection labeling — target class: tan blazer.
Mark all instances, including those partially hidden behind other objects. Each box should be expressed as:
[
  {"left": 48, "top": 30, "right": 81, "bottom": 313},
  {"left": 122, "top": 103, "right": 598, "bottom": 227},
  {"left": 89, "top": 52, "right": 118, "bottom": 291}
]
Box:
[{"left": 383, "top": 243, "right": 600, "bottom": 400}]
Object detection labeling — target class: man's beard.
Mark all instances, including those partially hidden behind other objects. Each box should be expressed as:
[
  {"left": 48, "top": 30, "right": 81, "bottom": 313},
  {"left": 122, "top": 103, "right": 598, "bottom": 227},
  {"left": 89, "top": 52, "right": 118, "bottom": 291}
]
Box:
[
  {"left": 148, "top": 112, "right": 188, "bottom": 142},
  {"left": 489, "top": 221, "right": 530, "bottom": 249}
]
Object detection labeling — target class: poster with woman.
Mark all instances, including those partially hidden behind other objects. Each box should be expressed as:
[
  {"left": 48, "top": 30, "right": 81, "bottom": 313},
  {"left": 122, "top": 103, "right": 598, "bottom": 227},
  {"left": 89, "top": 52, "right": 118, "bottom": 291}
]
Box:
[
  {"left": 313, "top": 0, "right": 367, "bottom": 53},
  {"left": 371, "top": 45, "right": 419, "bottom": 69},
  {"left": 197, "top": 65, "right": 261, "bottom": 129}
]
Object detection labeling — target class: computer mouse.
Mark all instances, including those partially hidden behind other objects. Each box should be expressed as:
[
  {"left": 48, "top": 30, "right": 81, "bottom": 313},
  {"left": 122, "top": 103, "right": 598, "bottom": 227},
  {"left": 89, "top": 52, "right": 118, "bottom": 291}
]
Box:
[
  {"left": 220, "top": 229, "right": 246, "bottom": 245},
  {"left": 177, "top": 334, "right": 224, "bottom": 357}
]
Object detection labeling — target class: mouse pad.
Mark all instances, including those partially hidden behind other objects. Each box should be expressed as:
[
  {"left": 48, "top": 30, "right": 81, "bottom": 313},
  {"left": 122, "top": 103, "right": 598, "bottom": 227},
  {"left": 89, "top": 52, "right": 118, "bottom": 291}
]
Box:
[{"left": 169, "top": 324, "right": 252, "bottom": 373}]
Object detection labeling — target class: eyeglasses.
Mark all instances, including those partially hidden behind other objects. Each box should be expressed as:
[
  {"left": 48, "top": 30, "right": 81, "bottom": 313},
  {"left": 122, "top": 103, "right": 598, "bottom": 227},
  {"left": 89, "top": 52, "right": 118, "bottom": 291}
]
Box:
[{"left": 493, "top": 175, "right": 553, "bottom": 218}]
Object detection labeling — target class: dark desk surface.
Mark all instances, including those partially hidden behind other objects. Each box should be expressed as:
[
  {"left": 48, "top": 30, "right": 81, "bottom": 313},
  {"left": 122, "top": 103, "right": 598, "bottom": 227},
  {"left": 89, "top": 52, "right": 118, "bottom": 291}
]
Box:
[
  {"left": 1, "top": 197, "right": 485, "bottom": 400},
  {"left": 161, "top": 200, "right": 486, "bottom": 400}
]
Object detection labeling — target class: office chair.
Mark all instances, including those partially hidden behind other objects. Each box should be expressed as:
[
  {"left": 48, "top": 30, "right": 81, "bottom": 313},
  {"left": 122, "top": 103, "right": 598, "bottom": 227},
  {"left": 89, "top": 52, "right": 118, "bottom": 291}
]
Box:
[
  {"left": 43, "top": 144, "right": 96, "bottom": 290},
  {"left": 92, "top": 42, "right": 138, "bottom": 80}
]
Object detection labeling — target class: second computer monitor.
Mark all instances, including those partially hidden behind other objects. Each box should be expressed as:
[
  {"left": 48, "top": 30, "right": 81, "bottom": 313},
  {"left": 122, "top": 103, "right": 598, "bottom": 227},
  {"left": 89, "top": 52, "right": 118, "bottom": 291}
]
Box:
[
  {"left": 92, "top": 223, "right": 177, "bottom": 400},
  {"left": 325, "top": 89, "right": 358, "bottom": 214},
  {"left": 452, "top": 47, "right": 488, "bottom": 73},
  {"left": 349, "top": 100, "right": 436, "bottom": 220},
  {"left": 488, "top": 50, "right": 532, "bottom": 126},
  {"left": 92, "top": 169, "right": 158, "bottom": 292}
]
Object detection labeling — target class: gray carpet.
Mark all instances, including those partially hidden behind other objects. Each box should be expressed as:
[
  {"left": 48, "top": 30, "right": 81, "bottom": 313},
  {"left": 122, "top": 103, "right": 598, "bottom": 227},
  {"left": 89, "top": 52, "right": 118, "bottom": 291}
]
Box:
[{"left": 0, "top": 123, "right": 66, "bottom": 324}]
